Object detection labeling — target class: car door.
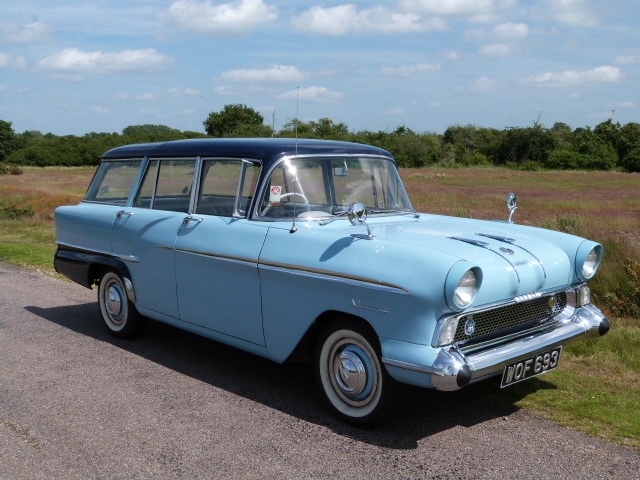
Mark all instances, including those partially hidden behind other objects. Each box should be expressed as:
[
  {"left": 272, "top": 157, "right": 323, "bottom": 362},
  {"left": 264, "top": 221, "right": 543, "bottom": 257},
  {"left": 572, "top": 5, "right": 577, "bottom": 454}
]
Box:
[
  {"left": 111, "top": 158, "right": 196, "bottom": 319},
  {"left": 174, "top": 159, "right": 268, "bottom": 346}
]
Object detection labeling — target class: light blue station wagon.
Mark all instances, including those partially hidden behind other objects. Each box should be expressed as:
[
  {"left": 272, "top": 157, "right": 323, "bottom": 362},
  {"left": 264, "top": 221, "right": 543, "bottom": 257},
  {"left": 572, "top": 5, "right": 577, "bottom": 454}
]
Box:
[{"left": 54, "top": 138, "right": 610, "bottom": 425}]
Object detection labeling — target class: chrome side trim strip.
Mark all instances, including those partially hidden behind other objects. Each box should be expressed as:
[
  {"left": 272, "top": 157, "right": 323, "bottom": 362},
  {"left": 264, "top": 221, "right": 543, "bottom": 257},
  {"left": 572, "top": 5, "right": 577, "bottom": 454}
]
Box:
[
  {"left": 160, "top": 245, "right": 257, "bottom": 266},
  {"left": 259, "top": 261, "right": 410, "bottom": 295},
  {"left": 57, "top": 242, "right": 111, "bottom": 257}
]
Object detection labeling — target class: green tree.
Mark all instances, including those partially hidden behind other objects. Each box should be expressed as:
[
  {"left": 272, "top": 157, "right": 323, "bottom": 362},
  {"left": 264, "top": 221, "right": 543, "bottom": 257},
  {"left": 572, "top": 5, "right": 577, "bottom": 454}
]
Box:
[
  {"left": 621, "top": 146, "right": 640, "bottom": 172},
  {"left": 618, "top": 122, "right": 640, "bottom": 161},
  {"left": 203, "top": 104, "right": 271, "bottom": 137},
  {"left": 494, "top": 126, "right": 556, "bottom": 167},
  {"left": 0, "top": 120, "right": 19, "bottom": 161},
  {"left": 122, "top": 124, "right": 180, "bottom": 136}
]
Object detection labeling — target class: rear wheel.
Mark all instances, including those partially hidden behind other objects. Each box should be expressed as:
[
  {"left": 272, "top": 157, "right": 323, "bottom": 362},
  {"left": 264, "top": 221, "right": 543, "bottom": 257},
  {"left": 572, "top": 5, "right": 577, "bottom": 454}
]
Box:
[
  {"left": 97, "top": 271, "right": 147, "bottom": 338},
  {"left": 314, "top": 321, "right": 400, "bottom": 426}
]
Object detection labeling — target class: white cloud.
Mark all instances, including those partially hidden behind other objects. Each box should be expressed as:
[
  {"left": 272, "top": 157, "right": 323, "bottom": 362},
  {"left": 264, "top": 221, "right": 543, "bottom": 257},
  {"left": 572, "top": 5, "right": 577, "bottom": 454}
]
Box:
[
  {"left": 470, "top": 76, "right": 498, "bottom": 91},
  {"left": 162, "top": 0, "right": 277, "bottom": 35},
  {"left": 277, "top": 86, "right": 344, "bottom": 103},
  {"left": 613, "top": 102, "right": 636, "bottom": 109},
  {"left": 543, "top": 0, "right": 599, "bottom": 27},
  {"left": 37, "top": 48, "right": 174, "bottom": 74},
  {"left": 479, "top": 43, "right": 513, "bottom": 57},
  {"left": 442, "top": 50, "right": 460, "bottom": 61},
  {"left": 384, "top": 108, "right": 405, "bottom": 115},
  {"left": 94, "top": 106, "right": 110, "bottom": 114},
  {"left": 181, "top": 108, "right": 198, "bottom": 115},
  {"left": 381, "top": 63, "right": 441, "bottom": 77},
  {"left": 614, "top": 54, "right": 639, "bottom": 66},
  {"left": 0, "top": 52, "right": 26, "bottom": 70},
  {"left": 2, "top": 21, "right": 53, "bottom": 44},
  {"left": 519, "top": 65, "right": 622, "bottom": 87},
  {"left": 492, "top": 22, "right": 529, "bottom": 39},
  {"left": 218, "top": 65, "right": 309, "bottom": 83},
  {"left": 400, "top": 0, "right": 515, "bottom": 22},
  {"left": 170, "top": 86, "right": 203, "bottom": 96},
  {"left": 292, "top": 4, "right": 446, "bottom": 36}
]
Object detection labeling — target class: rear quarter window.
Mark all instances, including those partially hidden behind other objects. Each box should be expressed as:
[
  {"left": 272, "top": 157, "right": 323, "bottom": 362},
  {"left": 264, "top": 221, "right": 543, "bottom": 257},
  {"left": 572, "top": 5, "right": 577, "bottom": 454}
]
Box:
[{"left": 85, "top": 160, "right": 142, "bottom": 205}]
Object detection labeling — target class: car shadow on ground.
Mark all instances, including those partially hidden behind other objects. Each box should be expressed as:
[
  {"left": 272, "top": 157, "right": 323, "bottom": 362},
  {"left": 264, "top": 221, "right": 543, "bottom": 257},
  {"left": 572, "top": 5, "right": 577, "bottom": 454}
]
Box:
[{"left": 26, "top": 302, "right": 558, "bottom": 450}]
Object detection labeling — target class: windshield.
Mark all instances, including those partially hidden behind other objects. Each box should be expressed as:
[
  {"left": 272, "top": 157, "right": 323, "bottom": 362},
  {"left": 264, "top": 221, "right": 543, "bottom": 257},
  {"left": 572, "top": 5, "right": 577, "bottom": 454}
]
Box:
[{"left": 258, "top": 156, "right": 413, "bottom": 220}]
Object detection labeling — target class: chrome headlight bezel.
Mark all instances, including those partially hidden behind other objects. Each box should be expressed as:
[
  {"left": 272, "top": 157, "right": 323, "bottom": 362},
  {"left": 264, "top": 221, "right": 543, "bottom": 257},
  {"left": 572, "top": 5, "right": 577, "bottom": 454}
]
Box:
[
  {"left": 575, "top": 242, "right": 603, "bottom": 281},
  {"left": 445, "top": 262, "right": 482, "bottom": 312}
]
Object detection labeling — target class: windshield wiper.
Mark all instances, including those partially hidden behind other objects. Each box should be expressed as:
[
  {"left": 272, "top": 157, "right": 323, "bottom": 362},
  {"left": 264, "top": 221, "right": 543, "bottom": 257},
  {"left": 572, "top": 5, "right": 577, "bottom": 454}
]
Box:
[
  {"left": 371, "top": 208, "right": 419, "bottom": 218},
  {"left": 318, "top": 210, "right": 348, "bottom": 226}
]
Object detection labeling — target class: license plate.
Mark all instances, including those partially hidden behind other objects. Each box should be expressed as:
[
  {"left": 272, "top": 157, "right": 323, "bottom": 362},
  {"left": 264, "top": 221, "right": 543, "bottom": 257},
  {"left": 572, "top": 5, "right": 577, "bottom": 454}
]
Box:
[{"left": 501, "top": 346, "right": 562, "bottom": 388}]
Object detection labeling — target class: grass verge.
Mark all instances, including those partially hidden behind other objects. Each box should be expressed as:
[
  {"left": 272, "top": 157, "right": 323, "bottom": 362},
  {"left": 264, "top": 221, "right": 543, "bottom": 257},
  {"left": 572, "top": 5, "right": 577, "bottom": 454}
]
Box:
[{"left": 0, "top": 166, "right": 638, "bottom": 447}]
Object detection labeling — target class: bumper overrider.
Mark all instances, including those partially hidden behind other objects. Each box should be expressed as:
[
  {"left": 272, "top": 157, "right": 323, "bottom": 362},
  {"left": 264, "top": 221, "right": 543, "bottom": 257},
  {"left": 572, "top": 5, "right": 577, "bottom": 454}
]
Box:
[{"left": 382, "top": 297, "right": 610, "bottom": 392}]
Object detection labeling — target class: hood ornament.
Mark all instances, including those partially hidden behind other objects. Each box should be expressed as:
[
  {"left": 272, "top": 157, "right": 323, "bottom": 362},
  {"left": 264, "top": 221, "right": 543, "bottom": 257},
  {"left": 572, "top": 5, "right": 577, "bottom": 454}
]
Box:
[{"left": 507, "top": 193, "right": 518, "bottom": 223}]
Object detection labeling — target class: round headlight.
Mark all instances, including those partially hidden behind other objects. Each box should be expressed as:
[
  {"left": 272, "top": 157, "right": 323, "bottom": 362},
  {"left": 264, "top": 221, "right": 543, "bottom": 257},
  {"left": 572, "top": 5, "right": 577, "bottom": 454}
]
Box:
[
  {"left": 455, "top": 269, "right": 477, "bottom": 308},
  {"left": 582, "top": 247, "right": 600, "bottom": 278}
]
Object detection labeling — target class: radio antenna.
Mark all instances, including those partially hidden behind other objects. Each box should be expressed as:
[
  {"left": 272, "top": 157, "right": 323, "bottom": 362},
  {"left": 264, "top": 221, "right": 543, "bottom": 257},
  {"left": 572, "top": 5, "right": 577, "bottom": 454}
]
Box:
[{"left": 290, "top": 86, "right": 300, "bottom": 234}]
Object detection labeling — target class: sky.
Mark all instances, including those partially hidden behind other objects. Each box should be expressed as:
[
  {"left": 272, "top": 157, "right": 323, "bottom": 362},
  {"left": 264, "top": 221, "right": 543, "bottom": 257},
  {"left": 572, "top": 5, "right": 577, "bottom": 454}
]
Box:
[{"left": 1, "top": 0, "right": 639, "bottom": 136}]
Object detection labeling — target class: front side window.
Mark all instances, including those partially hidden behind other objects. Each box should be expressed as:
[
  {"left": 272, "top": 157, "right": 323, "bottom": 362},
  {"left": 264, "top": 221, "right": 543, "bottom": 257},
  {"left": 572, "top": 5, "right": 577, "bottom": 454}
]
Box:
[
  {"left": 85, "top": 160, "right": 142, "bottom": 205},
  {"left": 259, "top": 156, "right": 412, "bottom": 220}
]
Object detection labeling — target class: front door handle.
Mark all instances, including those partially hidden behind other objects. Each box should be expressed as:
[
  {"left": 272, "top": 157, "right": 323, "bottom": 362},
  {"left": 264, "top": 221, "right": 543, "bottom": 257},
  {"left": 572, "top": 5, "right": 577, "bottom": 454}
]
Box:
[
  {"left": 183, "top": 215, "right": 203, "bottom": 225},
  {"left": 116, "top": 210, "right": 134, "bottom": 218}
]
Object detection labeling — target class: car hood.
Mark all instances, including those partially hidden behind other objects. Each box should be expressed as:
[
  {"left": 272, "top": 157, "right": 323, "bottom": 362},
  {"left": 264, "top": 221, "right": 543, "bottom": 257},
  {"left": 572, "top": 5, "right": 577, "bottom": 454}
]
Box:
[{"left": 365, "top": 214, "right": 575, "bottom": 304}]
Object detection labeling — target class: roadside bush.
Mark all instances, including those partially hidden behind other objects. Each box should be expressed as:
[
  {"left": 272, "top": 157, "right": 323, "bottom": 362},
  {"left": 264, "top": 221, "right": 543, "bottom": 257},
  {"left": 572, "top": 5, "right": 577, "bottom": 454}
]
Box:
[
  {"left": 0, "top": 163, "right": 23, "bottom": 175},
  {"left": 620, "top": 146, "right": 640, "bottom": 172},
  {"left": 545, "top": 150, "right": 581, "bottom": 169},
  {"left": 0, "top": 202, "right": 36, "bottom": 219}
]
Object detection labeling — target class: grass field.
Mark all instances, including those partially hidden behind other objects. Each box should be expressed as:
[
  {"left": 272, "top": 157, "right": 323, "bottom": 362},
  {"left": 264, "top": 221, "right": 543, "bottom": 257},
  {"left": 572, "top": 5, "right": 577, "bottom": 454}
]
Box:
[{"left": 1, "top": 165, "right": 639, "bottom": 447}]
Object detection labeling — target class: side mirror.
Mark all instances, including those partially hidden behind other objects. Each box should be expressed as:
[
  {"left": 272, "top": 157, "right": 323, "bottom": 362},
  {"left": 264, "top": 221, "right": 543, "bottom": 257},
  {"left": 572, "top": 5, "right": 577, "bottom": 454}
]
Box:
[
  {"left": 507, "top": 193, "right": 518, "bottom": 223},
  {"left": 348, "top": 203, "right": 374, "bottom": 240}
]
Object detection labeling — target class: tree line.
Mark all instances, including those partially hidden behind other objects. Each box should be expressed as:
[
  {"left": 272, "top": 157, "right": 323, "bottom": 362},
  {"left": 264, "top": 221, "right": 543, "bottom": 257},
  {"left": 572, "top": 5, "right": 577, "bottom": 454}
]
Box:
[{"left": 1, "top": 104, "right": 639, "bottom": 172}]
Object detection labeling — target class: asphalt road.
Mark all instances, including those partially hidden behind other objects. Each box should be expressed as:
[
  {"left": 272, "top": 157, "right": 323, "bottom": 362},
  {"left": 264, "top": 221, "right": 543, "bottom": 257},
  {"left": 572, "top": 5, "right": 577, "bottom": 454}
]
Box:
[{"left": 1, "top": 261, "right": 638, "bottom": 480}]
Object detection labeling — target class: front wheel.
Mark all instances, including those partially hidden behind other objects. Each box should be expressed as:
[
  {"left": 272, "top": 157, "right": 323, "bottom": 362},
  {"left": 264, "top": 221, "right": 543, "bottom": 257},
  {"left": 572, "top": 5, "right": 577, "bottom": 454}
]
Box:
[
  {"left": 97, "top": 271, "right": 147, "bottom": 338},
  {"left": 314, "top": 322, "right": 400, "bottom": 426}
]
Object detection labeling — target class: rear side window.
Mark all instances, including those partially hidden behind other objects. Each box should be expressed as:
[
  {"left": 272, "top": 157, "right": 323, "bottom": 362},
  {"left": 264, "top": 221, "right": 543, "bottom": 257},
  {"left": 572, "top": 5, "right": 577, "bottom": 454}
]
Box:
[
  {"left": 85, "top": 160, "right": 142, "bottom": 205},
  {"left": 134, "top": 159, "right": 196, "bottom": 213}
]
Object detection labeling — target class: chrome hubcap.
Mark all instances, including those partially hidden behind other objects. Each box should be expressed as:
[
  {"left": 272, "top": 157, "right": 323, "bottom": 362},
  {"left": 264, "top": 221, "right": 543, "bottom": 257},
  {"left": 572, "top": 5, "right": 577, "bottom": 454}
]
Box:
[
  {"left": 105, "top": 284, "right": 123, "bottom": 320},
  {"left": 328, "top": 338, "right": 378, "bottom": 407},
  {"left": 334, "top": 350, "right": 367, "bottom": 396}
]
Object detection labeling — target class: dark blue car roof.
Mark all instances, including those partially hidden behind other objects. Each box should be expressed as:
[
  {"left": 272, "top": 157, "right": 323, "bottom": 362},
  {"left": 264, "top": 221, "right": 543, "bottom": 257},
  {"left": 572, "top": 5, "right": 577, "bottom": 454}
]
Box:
[{"left": 102, "top": 138, "right": 394, "bottom": 170}]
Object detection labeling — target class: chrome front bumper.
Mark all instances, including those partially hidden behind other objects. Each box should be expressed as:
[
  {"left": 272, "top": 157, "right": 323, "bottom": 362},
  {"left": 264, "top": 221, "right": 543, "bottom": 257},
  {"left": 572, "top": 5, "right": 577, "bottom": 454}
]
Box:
[{"left": 382, "top": 303, "right": 610, "bottom": 391}]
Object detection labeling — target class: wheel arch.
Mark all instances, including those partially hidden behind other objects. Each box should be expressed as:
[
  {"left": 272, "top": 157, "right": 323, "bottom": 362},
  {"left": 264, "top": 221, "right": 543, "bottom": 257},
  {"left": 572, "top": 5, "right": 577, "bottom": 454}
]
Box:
[
  {"left": 285, "top": 310, "right": 379, "bottom": 363},
  {"left": 54, "top": 245, "right": 137, "bottom": 304}
]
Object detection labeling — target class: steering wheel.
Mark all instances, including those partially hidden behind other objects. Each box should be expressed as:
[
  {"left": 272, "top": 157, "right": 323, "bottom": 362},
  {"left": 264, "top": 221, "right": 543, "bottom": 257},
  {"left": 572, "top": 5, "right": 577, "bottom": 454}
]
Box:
[{"left": 262, "top": 192, "right": 310, "bottom": 216}]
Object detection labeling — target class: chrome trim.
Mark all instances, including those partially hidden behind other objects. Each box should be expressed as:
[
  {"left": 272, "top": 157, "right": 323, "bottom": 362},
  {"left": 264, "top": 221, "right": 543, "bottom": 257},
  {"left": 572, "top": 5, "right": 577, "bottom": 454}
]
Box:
[
  {"left": 381, "top": 357, "right": 441, "bottom": 375},
  {"left": 161, "top": 246, "right": 257, "bottom": 267},
  {"left": 352, "top": 299, "right": 390, "bottom": 314},
  {"left": 57, "top": 241, "right": 111, "bottom": 257},
  {"left": 386, "top": 303, "right": 608, "bottom": 391},
  {"left": 514, "top": 291, "right": 542, "bottom": 303},
  {"left": 259, "top": 262, "right": 410, "bottom": 295},
  {"left": 476, "top": 233, "right": 515, "bottom": 243},
  {"left": 115, "top": 254, "right": 140, "bottom": 263},
  {"left": 448, "top": 237, "right": 489, "bottom": 247}
]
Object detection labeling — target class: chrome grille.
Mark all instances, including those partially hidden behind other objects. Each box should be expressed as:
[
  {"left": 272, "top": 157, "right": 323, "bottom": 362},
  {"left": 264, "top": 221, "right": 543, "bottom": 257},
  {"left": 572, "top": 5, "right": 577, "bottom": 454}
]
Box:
[{"left": 454, "top": 293, "right": 567, "bottom": 344}]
